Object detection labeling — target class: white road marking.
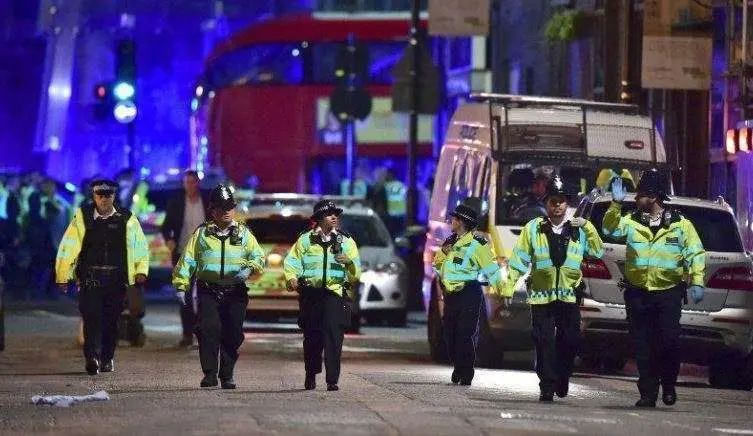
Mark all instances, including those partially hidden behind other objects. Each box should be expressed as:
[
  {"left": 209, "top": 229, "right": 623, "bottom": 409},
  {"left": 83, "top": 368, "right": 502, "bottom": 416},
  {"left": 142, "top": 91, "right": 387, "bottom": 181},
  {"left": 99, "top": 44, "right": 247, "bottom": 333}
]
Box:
[{"left": 713, "top": 429, "right": 753, "bottom": 435}]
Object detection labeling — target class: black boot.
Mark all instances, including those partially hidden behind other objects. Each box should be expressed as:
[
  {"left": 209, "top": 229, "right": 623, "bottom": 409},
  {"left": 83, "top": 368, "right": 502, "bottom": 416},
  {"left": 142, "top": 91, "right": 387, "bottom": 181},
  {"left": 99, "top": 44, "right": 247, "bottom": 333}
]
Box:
[
  {"left": 555, "top": 379, "right": 569, "bottom": 398},
  {"left": 662, "top": 387, "right": 677, "bottom": 406},
  {"left": 85, "top": 358, "right": 100, "bottom": 375},
  {"left": 220, "top": 378, "right": 236, "bottom": 389},
  {"left": 539, "top": 391, "right": 554, "bottom": 402},
  {"left": 327, "top": 384, "right": 339, "bottom": 391},
  {"left": 635, "top": 397, "right": 656, "bottom": 408},
  {"left": 451, "top": 369, "right": 460, "bottom": 384},
  {"left": 200, "top": 374, "right": 218, "bottom": 388},
  {"left": 305, "top": 374, "right": 316, "bottom": 390},
  {"left": 459, "top": 367, "right": 474, "bottom": 386},
  {"left": 100, "top": 359, "right": 114, "bottom": 373}
]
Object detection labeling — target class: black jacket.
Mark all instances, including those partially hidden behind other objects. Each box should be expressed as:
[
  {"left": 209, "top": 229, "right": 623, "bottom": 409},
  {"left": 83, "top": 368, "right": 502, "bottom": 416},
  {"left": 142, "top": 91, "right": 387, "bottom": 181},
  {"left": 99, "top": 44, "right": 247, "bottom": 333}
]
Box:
[{"left": 160, "top": 191, "right": 210, "bottom": 248}]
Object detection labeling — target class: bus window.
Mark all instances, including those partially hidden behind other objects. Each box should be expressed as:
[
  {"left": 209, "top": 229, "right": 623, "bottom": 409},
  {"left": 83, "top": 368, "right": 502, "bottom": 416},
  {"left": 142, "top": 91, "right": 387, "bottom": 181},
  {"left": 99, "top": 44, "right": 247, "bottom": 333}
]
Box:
[
  {"left": 205, "top": 43, "right": 304, "bottom": 88},
  {"left": 312, "top": 41, "right": 407, "bottom": 85}
]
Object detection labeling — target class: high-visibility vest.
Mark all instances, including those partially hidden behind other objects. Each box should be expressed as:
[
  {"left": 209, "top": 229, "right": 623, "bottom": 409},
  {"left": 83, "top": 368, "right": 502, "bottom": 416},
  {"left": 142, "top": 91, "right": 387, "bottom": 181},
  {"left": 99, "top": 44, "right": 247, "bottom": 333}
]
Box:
[
  {"left": 384, "top": 180, "right": 407, "bottom": 217},
  {"left": 432, "top": 231, "right": 504, "bottom": 295},
  {"left": 339, "top": 179, "right": 368, "bottom": 199}
]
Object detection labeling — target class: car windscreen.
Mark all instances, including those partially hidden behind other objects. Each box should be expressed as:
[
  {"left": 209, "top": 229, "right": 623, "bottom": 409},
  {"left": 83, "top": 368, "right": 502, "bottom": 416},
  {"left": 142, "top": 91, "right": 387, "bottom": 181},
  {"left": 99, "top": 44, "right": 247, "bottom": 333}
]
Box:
[
  {"left": 339, "top": 214, "right": 389, "bottom": 247},
  {"left": 588, "top": 201, "right": 744, "bottom": 253},
  {"left": 246, "top": 217, "right": 310, "bottom": 244}
]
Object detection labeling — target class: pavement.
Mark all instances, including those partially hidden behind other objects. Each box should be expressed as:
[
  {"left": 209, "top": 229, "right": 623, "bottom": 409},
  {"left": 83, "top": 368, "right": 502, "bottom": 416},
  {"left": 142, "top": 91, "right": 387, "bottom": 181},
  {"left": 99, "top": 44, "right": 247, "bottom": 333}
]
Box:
[{"left": 1, "top": 302, "right": 752, "bottom": 435}]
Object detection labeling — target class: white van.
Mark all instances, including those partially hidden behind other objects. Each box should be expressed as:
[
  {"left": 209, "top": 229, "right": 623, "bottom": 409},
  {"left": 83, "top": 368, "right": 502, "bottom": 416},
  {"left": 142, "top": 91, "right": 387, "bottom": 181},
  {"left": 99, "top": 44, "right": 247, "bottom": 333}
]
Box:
[{"left": 423, "top": 93, "right": 669, "bottom": 366}]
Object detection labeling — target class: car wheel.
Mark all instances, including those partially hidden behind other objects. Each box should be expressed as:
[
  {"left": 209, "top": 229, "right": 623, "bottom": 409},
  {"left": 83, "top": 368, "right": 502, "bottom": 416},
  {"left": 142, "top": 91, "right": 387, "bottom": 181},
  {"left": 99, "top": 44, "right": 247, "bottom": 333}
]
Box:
[
  {"left": 475, "top": 301, "right": 504, "bottom": 368},
  {"left": 578, "top": 355, "right": 601, "bottom": 372},
  {"left": 428, "top": 281, "right": 448, "bottom": 363},
  {"left": 601, "top": 356, "right": 627, "bottom": 374},
  {"left": 385, "top": 309, "right": 408, "bottom": 327},
  {"left": 709, "top": 352, "right": 753, "bottom": 391}
]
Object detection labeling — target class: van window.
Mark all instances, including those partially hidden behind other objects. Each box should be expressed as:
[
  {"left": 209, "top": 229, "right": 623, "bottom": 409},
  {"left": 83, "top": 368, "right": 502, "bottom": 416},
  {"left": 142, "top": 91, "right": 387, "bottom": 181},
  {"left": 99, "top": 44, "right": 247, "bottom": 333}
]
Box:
[
  {"left": 428, "top": 147, "right": 458, "bottom": 222},
  {"left": 588, "top": 201, "right": 744, "bottom": 253},
  {"left": 445, "top": 149, "right": 470, "bottom": 218}
]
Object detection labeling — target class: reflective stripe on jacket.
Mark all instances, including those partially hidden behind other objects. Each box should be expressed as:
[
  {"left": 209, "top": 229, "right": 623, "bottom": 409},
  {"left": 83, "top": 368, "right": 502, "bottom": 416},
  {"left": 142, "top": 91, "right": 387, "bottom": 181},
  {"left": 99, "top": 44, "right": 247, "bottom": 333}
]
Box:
[
  {"left": 433, "top": 231, "right": 505, "bottom": 295},
  {"left": 602, "top": 201, "right": 705, "bottom": 290},
  {"left": 55, "top": 207, "right": 149, "bottom": 285},
  {"left": 384, "top": 180, "right": 406, "bottom": 217},
  {"left": 283, "top": 230, "right": 361, "bottom": 297},
  {"left": 505, "top": 217, "right": 604, "bottom": 304},
  {"left": 172, "top": 221, "right": 265, "bottom": 294}
]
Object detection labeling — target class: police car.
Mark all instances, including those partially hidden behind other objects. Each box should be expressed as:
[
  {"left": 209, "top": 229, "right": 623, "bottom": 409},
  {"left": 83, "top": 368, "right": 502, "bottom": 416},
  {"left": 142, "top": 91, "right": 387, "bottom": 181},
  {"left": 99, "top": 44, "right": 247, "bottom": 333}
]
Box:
[
  {"left": 576, "top": 192, "right": 753, "bottom": 390},
  {"left": 236, "top": 194, "right": 409, "bottom": 328}
]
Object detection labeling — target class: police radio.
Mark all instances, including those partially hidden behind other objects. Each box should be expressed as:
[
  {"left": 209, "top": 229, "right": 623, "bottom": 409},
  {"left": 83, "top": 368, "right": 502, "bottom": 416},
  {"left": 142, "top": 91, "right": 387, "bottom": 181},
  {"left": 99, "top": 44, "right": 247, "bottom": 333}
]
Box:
[{"left": 331, "top": 232, "right": 343, "bottom": 255}]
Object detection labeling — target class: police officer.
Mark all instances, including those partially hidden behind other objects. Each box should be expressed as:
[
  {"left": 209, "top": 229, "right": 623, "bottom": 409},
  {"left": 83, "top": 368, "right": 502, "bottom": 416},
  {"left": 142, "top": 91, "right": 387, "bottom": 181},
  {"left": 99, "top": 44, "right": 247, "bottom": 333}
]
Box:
[
  {"left": 283, "top": 200, "right": 361, "bottom": 391},
  {"left": 504, "top": 176, "right": 604, "bottom": 401},
  {"left": 433, "top": 202, "right": 505, "bottom": 386},
  {"left": 605, "top": 169, "right": 705, "bottom": 407},
  {"left": 173, "top": 184, "right": 265, "bottom": 389},
  {"left": 55, "top": 178, "right": 149, "bottom": 375}
]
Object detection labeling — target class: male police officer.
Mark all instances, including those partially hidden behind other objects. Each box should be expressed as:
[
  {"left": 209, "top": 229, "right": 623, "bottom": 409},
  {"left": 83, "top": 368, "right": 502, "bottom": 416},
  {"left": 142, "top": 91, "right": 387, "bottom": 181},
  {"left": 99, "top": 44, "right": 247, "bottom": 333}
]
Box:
[
  {"left": 605, "top": 169, "right": 705, "bottom": 407},
  {"left": 173, "top": 184, "right": 265, "bottom": 389},
  {"left": 504, "top": 176, "right": 604, "bottom": 401},
  {"left": 433, "top": 202, "right": 505, "bottom": 386},
  {"left": 55, "top": 178, "right": 149, "bottom": 375},
  {"left": 284, "top": 200, "right": 361, "bottom": 391}
]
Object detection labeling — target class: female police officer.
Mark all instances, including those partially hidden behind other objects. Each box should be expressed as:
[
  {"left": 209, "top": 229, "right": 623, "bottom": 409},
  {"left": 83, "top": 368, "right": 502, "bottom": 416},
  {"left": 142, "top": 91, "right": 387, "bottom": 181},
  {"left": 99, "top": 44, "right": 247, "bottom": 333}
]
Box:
[
  {"left": 283, "top": 200, "right": 361, "bottom": 391},
  {"left": 173, "top": 184, "right": 265, "bottom": 389},
  {"left": 433, "top": 202, "right": 505, "bottom": 386}
]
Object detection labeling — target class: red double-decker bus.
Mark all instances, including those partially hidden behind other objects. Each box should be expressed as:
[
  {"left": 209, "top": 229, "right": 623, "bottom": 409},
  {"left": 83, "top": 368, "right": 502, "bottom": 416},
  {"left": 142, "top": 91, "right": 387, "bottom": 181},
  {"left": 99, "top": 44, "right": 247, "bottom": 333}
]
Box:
[{"left": 190, "top": 12, "right": 446, "bottom": 194}]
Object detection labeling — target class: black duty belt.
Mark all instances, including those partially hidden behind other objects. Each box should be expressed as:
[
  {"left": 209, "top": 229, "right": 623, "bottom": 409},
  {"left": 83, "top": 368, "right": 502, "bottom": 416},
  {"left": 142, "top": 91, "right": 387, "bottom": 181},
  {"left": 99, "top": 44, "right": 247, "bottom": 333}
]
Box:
[{"left": 197, "top": 280, "right": 244, "bottom": 301}]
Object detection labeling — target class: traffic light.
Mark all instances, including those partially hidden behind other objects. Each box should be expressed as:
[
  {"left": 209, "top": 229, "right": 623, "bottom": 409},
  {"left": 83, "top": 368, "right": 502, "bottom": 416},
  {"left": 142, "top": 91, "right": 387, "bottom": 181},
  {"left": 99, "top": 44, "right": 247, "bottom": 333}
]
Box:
[
  {"left": 726, "top": 127, "right": 752, "bottom": 154},
  {"left": 113, "top": 38, "right": 137, "bottom": 123},
  {"left": 329, "top": 37, "right": 372, "bottom": 121},
  {"left": 93, "top": 82, "right": 113, "bottom": 120},
  {"left": 620, "top": 80, "right": 632, "bottom": 104}
]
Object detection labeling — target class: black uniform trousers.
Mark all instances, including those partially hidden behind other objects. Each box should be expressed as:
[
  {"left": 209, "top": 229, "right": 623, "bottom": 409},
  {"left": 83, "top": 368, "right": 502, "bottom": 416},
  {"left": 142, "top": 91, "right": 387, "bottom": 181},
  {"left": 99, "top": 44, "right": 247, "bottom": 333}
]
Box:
[
  {"left": 442, "top": 281, "right": 483, "bottom": 380},
  {"left": 531, "top": 300, "right": 581, "bottom": 393},
  {"left": 299, "top": 286, "right": 347, "bottom": 384},
  {"left": 173, "top": 251, "right": 197, "bottom": 339},
  {"left": 78, "top": 269, "right": 126, "bottom": 362},
  {"left": 624, "top": 284, "right": 684, "bottom": 399},
  {"left": 196, "top": 286, "right": 248, "bottom": 380}
]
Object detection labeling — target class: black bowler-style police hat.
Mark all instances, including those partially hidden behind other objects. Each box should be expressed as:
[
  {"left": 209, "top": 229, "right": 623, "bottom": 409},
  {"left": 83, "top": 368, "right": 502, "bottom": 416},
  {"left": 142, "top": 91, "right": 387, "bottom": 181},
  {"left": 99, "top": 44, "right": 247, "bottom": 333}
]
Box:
[
  {"left": 209, "top": 184, "right": 237, "bottom": 211},
  {"left": 89, "top": 178, "right": 118, "bottom": 196},
  {"left": 449, "top": 203, "right": 479, "bottom": 228},
  {"left": 543, "top": 175, "right": 570, "bottom": 200},
  {"left": 636, "top": 169, "right": 670, "bottom": 201},
  {"left": 312, "top": 200, "right": 343, "bottom": 221}
]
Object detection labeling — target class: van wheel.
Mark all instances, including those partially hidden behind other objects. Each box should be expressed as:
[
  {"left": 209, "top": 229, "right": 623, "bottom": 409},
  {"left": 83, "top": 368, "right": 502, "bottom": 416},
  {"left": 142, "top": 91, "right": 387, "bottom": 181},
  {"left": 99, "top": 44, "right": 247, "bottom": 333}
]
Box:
[
  {"left": 601, "top": 356, "right": 627, "bottom": 374},
  {"left": 428, "top": 282, "right": 448, "bottom": 363},
  {"left": 709, "top": 353, "right": 753, "bottom": 391},
  {"left": 475, "top": 301, "right": 504, "bottom": 368}
]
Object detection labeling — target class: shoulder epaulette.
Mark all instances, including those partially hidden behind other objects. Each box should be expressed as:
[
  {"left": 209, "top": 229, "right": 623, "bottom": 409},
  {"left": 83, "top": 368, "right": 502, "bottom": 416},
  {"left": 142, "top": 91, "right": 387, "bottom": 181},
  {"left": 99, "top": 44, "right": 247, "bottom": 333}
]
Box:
[
  {"left": 473, "top": 234, "right": 488, "bottom": 245},
  {"left": 337, "top": 229, "right": 352, "bottom": 239}
]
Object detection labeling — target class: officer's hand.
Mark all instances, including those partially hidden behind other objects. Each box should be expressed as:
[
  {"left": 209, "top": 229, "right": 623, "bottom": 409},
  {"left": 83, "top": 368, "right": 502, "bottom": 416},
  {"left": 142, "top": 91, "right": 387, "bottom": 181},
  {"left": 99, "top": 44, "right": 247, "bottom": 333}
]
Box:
[
  {"left": 611, "top": 177, "right": 626, "bottom": 202},
  {"left": 176, "top": 292, "right": 187, "bottom": 306},
  {"left": 287, "top": 278, "right": 299, "bottom": 293},
  {"left": 570, "top": 217, "right": 587, "bottom": 228},
  {"left": 334, "top": 253, "right": 350, "bottom": 264},
  {"left": 57, "top": 283, "right": 69, "bottom": 294},
  {"left": 166, "top": 239, "right": 176, "bottom": 252},
  {"left": 135, "top": 274, "right": 147, "bottom": 285},
  {"left": 690, "top": 285, "right": 704, "bottom": 304}
]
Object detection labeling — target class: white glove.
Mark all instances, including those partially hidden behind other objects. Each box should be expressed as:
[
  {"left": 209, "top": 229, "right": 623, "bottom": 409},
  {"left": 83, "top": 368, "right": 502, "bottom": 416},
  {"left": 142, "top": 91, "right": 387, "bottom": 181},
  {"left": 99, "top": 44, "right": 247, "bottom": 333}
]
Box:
[
  {"left": 570, "top": 217, "right": 587, "bottom": 228},
  {"left": 177, "top": 292, "right": 187, "bottom": 306}
]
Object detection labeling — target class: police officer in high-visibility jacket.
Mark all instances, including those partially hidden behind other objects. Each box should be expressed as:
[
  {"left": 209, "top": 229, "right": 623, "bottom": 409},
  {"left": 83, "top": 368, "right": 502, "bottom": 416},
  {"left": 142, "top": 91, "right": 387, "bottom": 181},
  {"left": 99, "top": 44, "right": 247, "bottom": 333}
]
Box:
[
  {"left": 283, "top": 200, "right": 361, "bottom": 392},
  {"left": 503, "top": 176, "right": 604, "bottom": 402},
  {"left": 604, "top": 169, "right": 705, "bottom": 408},
  {"left": 173, "top": 184, "right": 265, "bottom": 389},
  {"left": 55, "top": 178, "right": 149, "bottom": 375},
  {"left": 433, "top": 202, "right": 505, "bottom": 386}
]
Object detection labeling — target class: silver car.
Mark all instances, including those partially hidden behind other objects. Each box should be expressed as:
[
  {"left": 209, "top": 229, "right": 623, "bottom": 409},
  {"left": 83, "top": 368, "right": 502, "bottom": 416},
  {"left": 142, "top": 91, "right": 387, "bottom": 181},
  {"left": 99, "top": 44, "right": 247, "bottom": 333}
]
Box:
[{"left": 576, "top": 193, "right": 753, "bottom": 390}]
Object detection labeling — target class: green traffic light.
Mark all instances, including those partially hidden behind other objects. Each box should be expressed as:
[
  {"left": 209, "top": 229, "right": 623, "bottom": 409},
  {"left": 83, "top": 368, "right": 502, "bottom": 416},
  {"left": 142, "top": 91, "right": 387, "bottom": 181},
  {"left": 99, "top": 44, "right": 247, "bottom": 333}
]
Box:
[{"left": 113, "top": 82, "right": 135, "bottom": 100}]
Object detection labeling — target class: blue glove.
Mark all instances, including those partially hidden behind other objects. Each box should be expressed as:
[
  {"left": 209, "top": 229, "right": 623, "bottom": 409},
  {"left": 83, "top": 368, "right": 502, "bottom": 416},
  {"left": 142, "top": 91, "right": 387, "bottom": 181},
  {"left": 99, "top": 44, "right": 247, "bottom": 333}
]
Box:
[
  {"left": 611, "top": 177, "right": 626, "bottom": 202},
  {"left": 690, "top": 285, "right": 704, "bottom": 303}
]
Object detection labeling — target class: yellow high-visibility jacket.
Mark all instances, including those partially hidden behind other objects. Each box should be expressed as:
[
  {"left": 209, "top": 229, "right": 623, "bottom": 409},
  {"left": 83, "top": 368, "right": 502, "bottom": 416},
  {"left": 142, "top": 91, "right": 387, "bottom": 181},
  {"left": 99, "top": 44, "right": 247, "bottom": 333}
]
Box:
[
  {"left": 384, "top": 180, "right": 407, "bottom": 217},
  {"left": 433, "top": 231, "right": 505, "bottom": 295},
  {"left": 55, "top": 206, "right": 149, "bottom": 285},
  {"left": 283, "top": 229, "right": 361, "bottom": 297},
  {"left": 504, "top": 217, "right": 604, "bottom": 304},
  {"left": 602, "top": 201, "right": 705, "bottom": 290},
  {"left": 172, "top": 221, "right": 265, "bottom": 294}
]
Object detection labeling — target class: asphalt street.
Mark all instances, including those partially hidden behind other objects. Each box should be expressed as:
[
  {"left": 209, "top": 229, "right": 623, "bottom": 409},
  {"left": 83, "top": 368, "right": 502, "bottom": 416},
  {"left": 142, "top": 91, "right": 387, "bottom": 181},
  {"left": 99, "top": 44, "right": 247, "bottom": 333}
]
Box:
[{"left": 1, "top": 302, "right": 752, "bottom": 435}]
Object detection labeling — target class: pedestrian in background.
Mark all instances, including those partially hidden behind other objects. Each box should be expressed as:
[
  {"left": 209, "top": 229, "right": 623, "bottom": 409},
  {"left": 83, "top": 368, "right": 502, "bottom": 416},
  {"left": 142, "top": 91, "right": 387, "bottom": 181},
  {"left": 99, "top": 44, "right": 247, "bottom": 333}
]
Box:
[
  {"left": 284, "top": 200, "right": 361, "bottom": 392},
  {"left": 604, "top": 169, "right": 705, "bottom": 408},
  {"left": 504, "top": 176, "right": 604, "bottom": 402},
  {"left": 55, "top": 178, "right": 149, "bottom": 375},
  {"left": 432, "top": 202, "right": 505, "bottom": 386},
  {"left": 162, "top": 170, "right": 209, "bottom": 347},
  {"left": 172, "top": 184, "right": 264, "bottom": 389}
]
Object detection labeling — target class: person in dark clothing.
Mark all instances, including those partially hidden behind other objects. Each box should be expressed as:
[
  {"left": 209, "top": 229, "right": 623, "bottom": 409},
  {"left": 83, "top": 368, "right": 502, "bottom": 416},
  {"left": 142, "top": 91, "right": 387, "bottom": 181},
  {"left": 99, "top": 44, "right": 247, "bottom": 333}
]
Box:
[
  {"left": 55, "top": 178, "right": 149, "bottom": 375},
  {"left": 161, "top": 170, "right": 210, "bottom": 347}
]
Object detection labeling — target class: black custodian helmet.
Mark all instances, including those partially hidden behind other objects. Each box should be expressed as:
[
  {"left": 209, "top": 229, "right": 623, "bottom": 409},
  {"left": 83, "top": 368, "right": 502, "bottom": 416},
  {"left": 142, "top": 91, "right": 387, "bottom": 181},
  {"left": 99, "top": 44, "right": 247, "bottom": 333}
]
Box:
[
  {"left": 312, "top": 199, "right": 343, "bottom": 221},
  {"left": 636, "top": 169, "right": 669, "bottom": 201},
  {"left": 449, "top": 203, "right": 479, "bottom": 228},
  {"left": 544, "top": 175, "right": 569, "bottom": 199},
  {"left": 209, "top": 184, "right": 237, "bottom": 211}
]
